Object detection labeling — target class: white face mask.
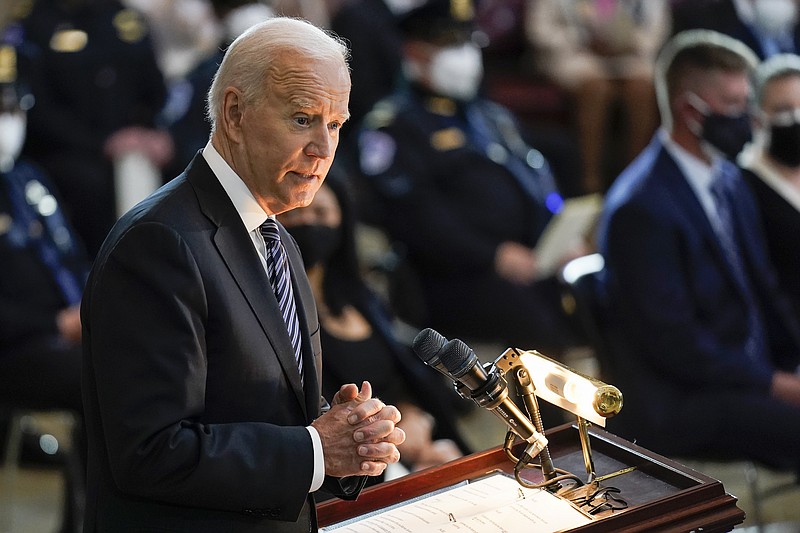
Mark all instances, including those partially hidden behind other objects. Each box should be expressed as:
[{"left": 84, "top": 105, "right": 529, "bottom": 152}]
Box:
[
  {"left": 224, "top": 4, "right": 275, "bottom": 41},
  {"left": 383, "top": 0, "right": 426, "bottom": 15},
  {"left": 753, "top": 0, "right": 798, "bottom": 37},
  {"left": 0, "top": 112, "right": 26, "bottom": 172},
  {"left": 428, "top": 43, "right": 483, "bottom": 102}
]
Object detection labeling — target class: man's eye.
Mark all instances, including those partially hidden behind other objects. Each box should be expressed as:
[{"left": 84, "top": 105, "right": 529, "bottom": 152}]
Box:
[
  {"left": 295, "top": 117, "right": 310, "bottom": 126},
  {"left": 329, "top": 122, "right": 341, "bottom": 132}
]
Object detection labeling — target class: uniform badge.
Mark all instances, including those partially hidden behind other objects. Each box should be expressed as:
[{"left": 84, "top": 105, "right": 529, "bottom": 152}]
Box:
[
  {"left": 431, "top": 127, "right": 465, "bottom": 151},
  {"left": 50, "top": 28, "right": 88, "bottom": 53},
  {"left": 425, "top": 96, "right": 456, "bottom": 116},
  {"left": 359, "top": 130, "right": 397, "bottom": 176}
]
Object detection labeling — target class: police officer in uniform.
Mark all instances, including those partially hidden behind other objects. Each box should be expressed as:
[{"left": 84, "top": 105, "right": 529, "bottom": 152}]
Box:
[
  {"left": 16, "top": 0, "right": 171, "bottom": 257},
  {"left": 349, "top": 0, "right": 585, "bottom": 352},
  {"left": 165, "top": 0, "right": 274, "bottom": 175},
  {"left": 0, "top": 42, "right": 88, "bottom": 533}
]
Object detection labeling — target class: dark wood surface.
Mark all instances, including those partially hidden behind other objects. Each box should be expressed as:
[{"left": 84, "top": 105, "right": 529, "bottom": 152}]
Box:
[{"left": 318, "top": 423, "right": 746, "bottom": 532}]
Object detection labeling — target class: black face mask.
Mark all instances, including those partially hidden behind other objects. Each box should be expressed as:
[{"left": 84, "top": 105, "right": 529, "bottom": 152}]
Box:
[
  {"left": 768, "top": 120, "right": 800, "bottom": 167},
  {"left": 287, "top": 224, "right": 341, "bottom": 268},
  {"left": 701, "top": 111, "right": 753, "bottom": 160}
]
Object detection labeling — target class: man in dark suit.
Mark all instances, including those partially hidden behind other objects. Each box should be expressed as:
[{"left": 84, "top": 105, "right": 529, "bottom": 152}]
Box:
[
  {"left": 81, "top": 18, "right": 404, "bottom": 532},
  {"left": 598, "top": 29, "right": 800, "bottom": 471}
]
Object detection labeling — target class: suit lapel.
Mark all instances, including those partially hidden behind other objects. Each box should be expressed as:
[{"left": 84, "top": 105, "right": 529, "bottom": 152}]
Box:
[
  {"left": 187, "top": 156, "right": 308, "bottom": 417},
  {"left": 658, "top": 146, "right": 750, "bottom": 296}
]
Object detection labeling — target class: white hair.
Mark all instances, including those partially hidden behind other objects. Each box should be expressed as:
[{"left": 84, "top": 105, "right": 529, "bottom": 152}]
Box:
[{"left": 206, "top": 17, "right": 350, "bottom": 131}]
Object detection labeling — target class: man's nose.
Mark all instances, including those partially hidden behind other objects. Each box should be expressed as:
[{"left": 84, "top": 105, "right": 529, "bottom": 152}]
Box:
[{"left": 306, "top": 126, "right": 335, "bottom": 159}]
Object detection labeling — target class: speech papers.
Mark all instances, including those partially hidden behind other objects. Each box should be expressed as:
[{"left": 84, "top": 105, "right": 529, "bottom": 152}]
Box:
[{"left": 320, "top": 473, "right": 593, "bottom": 532}]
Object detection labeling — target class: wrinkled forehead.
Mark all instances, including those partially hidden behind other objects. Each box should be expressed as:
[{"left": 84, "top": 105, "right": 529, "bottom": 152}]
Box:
[{"left": 266, "top": 50, "right": 351, "bottom": 109}]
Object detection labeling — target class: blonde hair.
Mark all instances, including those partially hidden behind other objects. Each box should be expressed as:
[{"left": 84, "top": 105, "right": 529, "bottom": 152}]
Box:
[{"left": 754, "top": 53, "right": 800, "bottom": 105}]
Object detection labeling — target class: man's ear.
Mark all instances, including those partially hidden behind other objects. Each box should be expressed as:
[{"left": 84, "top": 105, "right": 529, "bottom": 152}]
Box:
[{"left": 221, "top": 87, "right": 245, "bottom": 143}]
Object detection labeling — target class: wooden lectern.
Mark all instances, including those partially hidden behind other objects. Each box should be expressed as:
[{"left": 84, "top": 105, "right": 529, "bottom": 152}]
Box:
[{"left": 318, "top": 423, "right": 746, "bottom": 532}]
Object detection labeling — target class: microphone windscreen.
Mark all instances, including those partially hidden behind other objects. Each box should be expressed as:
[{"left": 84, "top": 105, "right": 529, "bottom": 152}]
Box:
[
  {"left": 411, "top": 328, "right": 447, "bottom": 364},
  {"left": 439, "top": 339, "right": 478, "bottom": 378}
]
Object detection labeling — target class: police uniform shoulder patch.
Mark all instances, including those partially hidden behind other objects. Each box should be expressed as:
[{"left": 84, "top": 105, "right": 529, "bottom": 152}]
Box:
[
  {"left": 364, "top": 101, "right": 397, "bottom": 129},
  {"left": 431, "top": 127, "right": 465, "bottom": 151},
  {"left": 359, "top": 130, "right": 397, "bottom": 176}
]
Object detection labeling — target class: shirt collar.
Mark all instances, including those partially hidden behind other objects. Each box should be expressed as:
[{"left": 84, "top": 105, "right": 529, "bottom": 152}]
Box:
[
  {"left": 659, "top": 128, "right": 723, "bottom": 191},
  {"left": 202, "top": 141, "right": 271, "bottom": 232}
]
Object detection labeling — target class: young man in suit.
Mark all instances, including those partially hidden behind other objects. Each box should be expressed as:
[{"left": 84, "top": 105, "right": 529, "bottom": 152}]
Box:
[
  {"left": 598, "top": 29, "right": 800, "bottom": 472},
  {"left": 81, "top": 18, "right": 404, "bottom": 532}
]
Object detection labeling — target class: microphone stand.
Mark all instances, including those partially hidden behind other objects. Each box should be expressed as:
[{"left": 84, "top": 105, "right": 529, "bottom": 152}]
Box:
[{"left": 513, "top": 366, "right": 557, "bottom": 482}]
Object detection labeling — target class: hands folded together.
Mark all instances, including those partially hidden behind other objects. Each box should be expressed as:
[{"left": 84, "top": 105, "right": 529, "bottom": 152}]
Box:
[{"left": 312, "top": 381, "right": 406, "bottom": 478}]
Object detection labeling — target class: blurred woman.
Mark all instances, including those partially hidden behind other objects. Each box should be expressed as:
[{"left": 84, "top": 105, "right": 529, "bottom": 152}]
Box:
[{"left": 739, "top": 53, "right": 800, "bottom": 317}]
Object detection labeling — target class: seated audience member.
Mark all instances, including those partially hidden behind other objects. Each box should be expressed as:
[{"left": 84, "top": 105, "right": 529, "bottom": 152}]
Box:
[
  {"left": 672, "top": 0, "right": 800, "bottom": 60},
  {"left": 166, "top": 0, "right": 274, "bottom": 173},
  {"left": 349, "top": 0, "right": 586, "bottom": 353},
  {"left": 598, "top": 29, "right": 800, "bottom": 472},
  {"left": 739, "top": 53, "right": 800, "bottom": 317},
  {"left": 0, "top": 45, "right": 87, "bottom": 533},
  {"left": 17, "top": 0, "right": 172, "bottom": 256},
  {"left": 329, "top": 0, "right": 404, "bottom": 142},
  {"left": 278, "top": 171, "right": 466, "bottom": 473},
  {"left": 526, "top": 0, "right": 670, "bottom": 192},
  {"left": 121, "top": 0, "right": 220, "bottom": 85}
]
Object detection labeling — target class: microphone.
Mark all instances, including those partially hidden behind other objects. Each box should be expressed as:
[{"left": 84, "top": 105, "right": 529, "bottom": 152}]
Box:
[{"left": 412, "top": 328, "right": 548, "bottom": 459}]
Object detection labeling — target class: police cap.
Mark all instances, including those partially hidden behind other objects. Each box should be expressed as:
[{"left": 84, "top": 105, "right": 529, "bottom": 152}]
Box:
[{"left": 398, "top": 0, "right": 477, "bottom": 46}]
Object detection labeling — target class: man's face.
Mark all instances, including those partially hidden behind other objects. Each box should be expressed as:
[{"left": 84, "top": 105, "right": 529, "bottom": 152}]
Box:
[
  {"left": 234, "top": 50, "right": 350, "bottom": 216},
  {"left": 692, "top": 70, "right": 751, "bottom": 118}
]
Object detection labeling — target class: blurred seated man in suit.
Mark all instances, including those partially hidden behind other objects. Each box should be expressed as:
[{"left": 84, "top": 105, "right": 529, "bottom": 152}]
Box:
[
  {"left": 598, "top": 29, "right": 800, "bottom": 473},
  {"left": 0, "top": 43, "right": 88, "bottom": 533},
  {"left": 348, "top": 0, "right": 586, "bottom": 354},
  {"left": 739, "top": 53, "right": 800, "bottom": 317}
]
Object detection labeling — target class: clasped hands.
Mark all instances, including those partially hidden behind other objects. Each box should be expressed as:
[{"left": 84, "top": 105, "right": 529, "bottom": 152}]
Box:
[{"left": 312, "top": 381, "right": 405, "bottom": 478}]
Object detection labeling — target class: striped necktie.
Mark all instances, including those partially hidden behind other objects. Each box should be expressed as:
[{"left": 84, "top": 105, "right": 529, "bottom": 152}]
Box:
[{"left": 260, "top": 218, "right": 304, "bottom": 385}]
